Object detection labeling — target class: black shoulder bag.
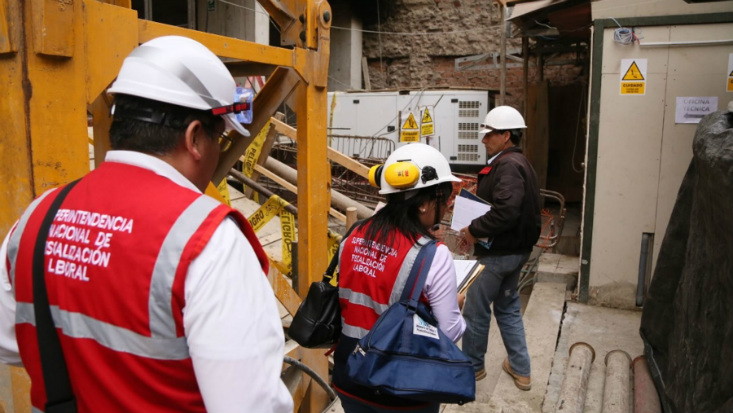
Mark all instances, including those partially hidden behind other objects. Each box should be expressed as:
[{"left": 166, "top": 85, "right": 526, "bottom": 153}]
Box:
[
  {"left": 33, "top": 179, "right": 81, "bottom": 413},
  {"left": 289, "top": 222, "right": 360, "bottom": 348}
]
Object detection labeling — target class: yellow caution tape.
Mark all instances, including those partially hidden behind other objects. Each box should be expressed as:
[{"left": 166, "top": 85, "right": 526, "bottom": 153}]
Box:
[
  {"left": 216, "top": 179, "right": 231, "bottom": 206},
  {"left": 326, "top": 229, "right": 343, "bottom": 287},
  {"left": 248, "top": 194, "right": 290, "bottom": 233},
  {"left": 241, "top": 120, "right": 271, "bottom": 193},
  {"left": 279, "top": 210, "right": 296, "bottom": 276}
]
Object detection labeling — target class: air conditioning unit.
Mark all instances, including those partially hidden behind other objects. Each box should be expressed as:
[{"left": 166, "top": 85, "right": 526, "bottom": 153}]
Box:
[{"left": 326, "top": 89, "right": 495, "bottom": 171}]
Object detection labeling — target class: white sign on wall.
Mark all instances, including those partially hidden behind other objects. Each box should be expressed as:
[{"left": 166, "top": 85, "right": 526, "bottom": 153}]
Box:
[
  {"left": 620, "top": 58, "right": 647, "bottom": 95},
  {"left": 675, "top": 97, "right": 718, "bottom": 124}
]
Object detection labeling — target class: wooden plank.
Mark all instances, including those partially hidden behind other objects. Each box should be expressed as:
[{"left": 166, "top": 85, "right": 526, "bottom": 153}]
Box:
[
  {"left": 361, "top": 56, "right": 371, "bottom": 90},
  {"left": 270, "top": 117, "right": 370, "bottom": 179},
  {"left": 253, "top": 164, "right": 347, "bottom": 222},
  {"left": 269, "top": 266, "right": 301, "bottom": 316},
  {"left": 524, "top": 81, "right": 549, "bottom": 190}
]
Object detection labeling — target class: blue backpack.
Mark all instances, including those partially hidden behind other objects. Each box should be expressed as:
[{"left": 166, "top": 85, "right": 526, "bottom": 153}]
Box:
[{"left": 345, "top": 241, "right": 476, "bottom": 404}]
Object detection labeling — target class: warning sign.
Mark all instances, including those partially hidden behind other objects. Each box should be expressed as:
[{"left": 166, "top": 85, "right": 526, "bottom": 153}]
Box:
[
  {"left": 622, "top": 61, "right": 645, "bottom": 81},
  {"left": 727, "top": 53, "right": 733, "bottom": 92},
  {"left": 401, "top": 112, "right": 420, "bottom": 142},
  {"left": 420, "top": 106, "right": 434, "bottom": 137},
  {"left": 620, "top": 59, "right": 647, "bottom": 95}
]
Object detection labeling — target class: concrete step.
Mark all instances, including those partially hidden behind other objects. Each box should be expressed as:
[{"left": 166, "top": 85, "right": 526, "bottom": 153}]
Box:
[
  {"left": 445, "top": 282, "right": 567, "bottom": 413},
  {"left": 536, "top": 253, "right": 578, "bottom": 290}
]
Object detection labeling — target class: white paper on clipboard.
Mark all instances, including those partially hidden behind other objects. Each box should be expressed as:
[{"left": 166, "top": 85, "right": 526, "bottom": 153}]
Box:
[{"left": 450, "top": 194, "right": 491, "bottom": 231}]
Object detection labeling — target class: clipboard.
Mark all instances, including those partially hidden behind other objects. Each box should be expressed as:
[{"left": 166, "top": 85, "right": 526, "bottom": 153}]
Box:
[
  {"left": 454, "top": 259, "right": 485, "bottom": 294},
  {"left": 450, "top": 189, "right": 494, "bottom": 250}
]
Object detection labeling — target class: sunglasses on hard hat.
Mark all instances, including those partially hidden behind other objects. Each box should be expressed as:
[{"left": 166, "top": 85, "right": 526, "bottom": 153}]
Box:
[{"left": 210, "top": 102, "right": 251, "bottom": 116}]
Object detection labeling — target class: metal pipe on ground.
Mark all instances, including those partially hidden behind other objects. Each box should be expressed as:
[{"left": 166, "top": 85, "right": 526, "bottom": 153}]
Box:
[
  {"left": 228, "top": 169, "right": 299, "bottom": 216},
  {"left": 555, "top": 342, "right": 596, "bottom": 413},
  {"left": 632, "top": 356, "right": 662, "bottom": 413},
  {"left": 602, "top": 350, "right": 632, "bottom": 413},
  {"left": 264, "top": 157, "right": 374, "bottom": 219}
]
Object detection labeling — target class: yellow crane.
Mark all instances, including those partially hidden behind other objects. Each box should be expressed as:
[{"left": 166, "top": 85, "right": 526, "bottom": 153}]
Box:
[{"left": 0, "top": 0, "right": 333, "bottom": 411}]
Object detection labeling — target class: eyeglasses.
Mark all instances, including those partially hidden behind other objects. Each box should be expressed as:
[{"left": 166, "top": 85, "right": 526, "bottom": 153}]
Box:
[{"left": 218, "top": 130, "right": 234, "bottom": 153}]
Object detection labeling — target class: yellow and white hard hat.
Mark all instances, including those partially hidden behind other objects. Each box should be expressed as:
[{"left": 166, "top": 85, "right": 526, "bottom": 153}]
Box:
[{"left": 369, "top": 143, "right": 461, "bottom": 195}]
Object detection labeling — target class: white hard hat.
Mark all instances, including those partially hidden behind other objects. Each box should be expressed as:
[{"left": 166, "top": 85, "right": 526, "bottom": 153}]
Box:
[
  {"left": 108, "top": 36, "right": 250, "bottom": 137},
  {"left": 479, "top": 106, "right": 526, "bottom": 135},
  {"left": 369, "top": 143, "right": 461, "bottom": 195}
]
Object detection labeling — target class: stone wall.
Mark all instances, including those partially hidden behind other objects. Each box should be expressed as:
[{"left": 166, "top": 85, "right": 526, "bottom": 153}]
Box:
[{"left": 362, "top": 0, "right": 586, "bottom": 109}]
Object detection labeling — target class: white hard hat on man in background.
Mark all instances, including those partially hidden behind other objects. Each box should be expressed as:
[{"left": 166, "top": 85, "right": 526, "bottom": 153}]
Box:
[
  {"left": 369, "top": 143, "right": 461, "bottom": 196},
  {"left": 479, "top": 106, "right": 527, "bottom": 135},
  {"left": 108, "top": 35, "right": 250, "bottom": 137}
]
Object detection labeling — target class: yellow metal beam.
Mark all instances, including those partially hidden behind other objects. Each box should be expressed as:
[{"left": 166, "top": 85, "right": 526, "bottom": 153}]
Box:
[
  {"left": 138, "top": 20, "right": 299, "bottom": 70},
  {"left": 84, "top": 0, "right": 138, "bottom": 104},
  {"left": 294, "top": 1, "right": 332, "bottom": 410}
]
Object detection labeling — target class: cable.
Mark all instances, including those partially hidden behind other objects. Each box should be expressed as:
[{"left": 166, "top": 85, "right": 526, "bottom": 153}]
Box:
[
  {"left": 571, "top": 82, "right": 587, "bottom": 173},
  {"left": 217, "top": 0, "right": 281, "bottom": 33},
  {"left": 611, "top": 17, "right": 635, "bottom": 45},
  {"left": 282, "top": 356, "right": 337, "bottom": 401},
  {"left": 534, "top": 19, "right": 557, "bottom": 31}
]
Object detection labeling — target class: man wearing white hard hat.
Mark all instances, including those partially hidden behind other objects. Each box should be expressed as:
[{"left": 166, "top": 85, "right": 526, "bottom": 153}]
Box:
[
  {"left": 0, "top": 36, "right": 293, "bottom": 413},
  {"left": 459, "top": 106, "right": 541, "bottom": 390}
]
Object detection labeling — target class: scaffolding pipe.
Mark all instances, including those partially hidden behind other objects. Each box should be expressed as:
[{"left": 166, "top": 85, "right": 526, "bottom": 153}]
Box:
[
  {"left": 632, "top": 356, "right": 662, "bottom": 413},
  {"left": 228, "top": 169, "right": 299, "bottom": 216},
  {"left": 602, "top": 350, "right": 632, "bottom": 413},
  {"left": 264, "top": 157, "right": 374, "bottom": 219},
  {"left": 555, "top": 342, "right": 596, "bottom": 413}
]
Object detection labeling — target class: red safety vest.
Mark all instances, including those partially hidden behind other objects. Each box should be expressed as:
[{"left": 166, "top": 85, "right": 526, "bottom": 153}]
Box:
[
  {"left": 338, "top": 224, "right": 429, "bottom": 339},
  {"left": 5, "top": 161, "right": 268, "bottom": 413}
]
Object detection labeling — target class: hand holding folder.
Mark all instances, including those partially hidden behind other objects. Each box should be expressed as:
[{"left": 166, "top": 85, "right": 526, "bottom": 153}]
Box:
[
  {"left": 451, "top": 189, "right": 494, "bottom": 250},
  {"left": 454, "top": 259, "right": 484, "bottom": 294}
]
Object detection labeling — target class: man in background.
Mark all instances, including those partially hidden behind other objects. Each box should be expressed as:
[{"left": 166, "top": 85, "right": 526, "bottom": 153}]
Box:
[{"left": 460, "top": 105, "right": 541, "bottom": 390}]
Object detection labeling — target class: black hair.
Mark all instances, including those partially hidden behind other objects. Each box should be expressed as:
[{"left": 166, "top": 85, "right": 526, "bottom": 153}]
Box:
[
  {"left": 491, "top": 129, "right": 523, "bottom": 146},
  {"left": 508, "top": 129, "right": 523, "bottom": 145},
  {"left": 109, "top": 94, "right": 223, "bottom": 155},
  {"left": 361, "top": 181, "right": 454, "bottom": 246}
]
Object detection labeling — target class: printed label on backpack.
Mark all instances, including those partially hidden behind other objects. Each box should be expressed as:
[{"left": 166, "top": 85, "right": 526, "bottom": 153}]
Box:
[{"left": 413, "top": 314, "right": 440, "bottom": 339}]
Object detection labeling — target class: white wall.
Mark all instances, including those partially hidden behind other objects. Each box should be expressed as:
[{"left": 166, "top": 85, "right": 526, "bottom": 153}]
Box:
[
  {"left": 196, "top": 0, "right": 268, "bottom": 45},
  {"left": 592, "top": 0, "right": 733, "bottom": 20},
  {"left": 588, "top": 21, "right": 733, "bottom": 292},
  {"left": 329, "top": 3, "right": 363, "bottom": 91}
]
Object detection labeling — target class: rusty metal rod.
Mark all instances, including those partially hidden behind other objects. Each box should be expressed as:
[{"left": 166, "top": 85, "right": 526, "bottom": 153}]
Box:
[{"left": 228, "top": 168, "right": 299, "bottom": 216}]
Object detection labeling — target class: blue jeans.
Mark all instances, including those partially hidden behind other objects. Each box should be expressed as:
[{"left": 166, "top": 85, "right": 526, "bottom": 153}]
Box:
[
  {"left": 337, "top": 391, "right": 439, "bottom": 413},
  {"left": 461, "top": 252, "right": 531, "bottom": 377}
]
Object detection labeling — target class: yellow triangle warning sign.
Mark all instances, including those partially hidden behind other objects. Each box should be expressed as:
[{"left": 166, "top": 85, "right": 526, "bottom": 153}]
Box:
[
  {"left": 421, "top": 108, "right": 433, "bottom": 124},
  {"left": 729, "top": 70, "right": 733, "bottom": 77},
  {"left": 402, "top": 112, "right": 418, "bottom": 130},
  {"left": 622, "top": 61, "right": 645, "bottom": 81}
]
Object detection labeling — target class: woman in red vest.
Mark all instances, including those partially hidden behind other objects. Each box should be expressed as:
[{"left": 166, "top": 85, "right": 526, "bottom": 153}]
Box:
[{"left": 333, "top": 143, "right": 466, "bottom": 413}]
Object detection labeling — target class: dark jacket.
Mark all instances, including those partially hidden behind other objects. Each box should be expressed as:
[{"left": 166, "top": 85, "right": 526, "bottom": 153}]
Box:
[{"left": 468, "top": 147, "right": 541, "bottom": 256}]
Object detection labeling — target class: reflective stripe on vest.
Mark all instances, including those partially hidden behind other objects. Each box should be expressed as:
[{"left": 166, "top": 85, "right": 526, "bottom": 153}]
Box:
[
  {"left": 149, "top": 195, "right": 221, "bottom": 339},
  {"left": 339, "top": 236, "right": 428, "bottom": 339},
  {"left": 16, "top": 303, "right": 189, "bottom": 360},
  {"left": 7, "top": 188, "right": 59, "bottom": 286}
]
